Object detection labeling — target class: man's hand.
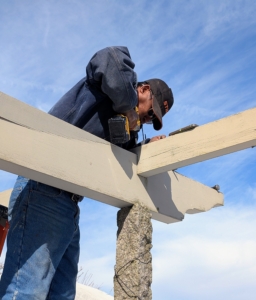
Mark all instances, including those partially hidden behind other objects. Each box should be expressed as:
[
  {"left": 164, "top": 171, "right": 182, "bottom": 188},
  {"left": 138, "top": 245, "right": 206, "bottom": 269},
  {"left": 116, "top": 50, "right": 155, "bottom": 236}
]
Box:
[
  {"left": 123, "top": 109, "right": 139, "bottom": 130},
  {"left": 149, "top": 135, "right": 166, "bottom": 143}
]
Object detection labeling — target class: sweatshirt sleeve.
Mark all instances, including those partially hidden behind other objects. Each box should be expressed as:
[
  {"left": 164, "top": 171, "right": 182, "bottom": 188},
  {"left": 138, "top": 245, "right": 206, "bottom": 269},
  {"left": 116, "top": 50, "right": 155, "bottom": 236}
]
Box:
[{"left": 86, "top": 46, "right": 138, "bottom": 113}]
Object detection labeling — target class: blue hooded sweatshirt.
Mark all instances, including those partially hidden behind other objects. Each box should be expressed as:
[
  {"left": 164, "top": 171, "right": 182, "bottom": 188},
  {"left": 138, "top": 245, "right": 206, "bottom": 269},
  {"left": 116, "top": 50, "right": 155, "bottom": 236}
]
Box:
[{"left": 48, "top": 46, "right": 141, "bottom": 149}]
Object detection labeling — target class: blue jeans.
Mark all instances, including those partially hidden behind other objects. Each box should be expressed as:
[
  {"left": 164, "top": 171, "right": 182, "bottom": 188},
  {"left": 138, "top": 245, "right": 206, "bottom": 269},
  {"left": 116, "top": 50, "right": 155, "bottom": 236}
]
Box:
[{"left": 0, "top": 176, "right": 80, "bottom": 300}]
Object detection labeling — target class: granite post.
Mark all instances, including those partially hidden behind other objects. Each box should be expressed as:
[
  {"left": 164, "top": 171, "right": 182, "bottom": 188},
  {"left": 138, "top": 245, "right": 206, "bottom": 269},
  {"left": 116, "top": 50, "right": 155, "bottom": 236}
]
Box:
[{"left": 114, "top": 202, "right": 152, "bottom": 300}]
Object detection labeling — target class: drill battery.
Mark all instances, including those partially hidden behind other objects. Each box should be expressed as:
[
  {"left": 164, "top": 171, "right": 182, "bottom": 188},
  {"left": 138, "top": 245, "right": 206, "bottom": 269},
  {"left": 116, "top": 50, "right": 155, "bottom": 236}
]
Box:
[{"left": 108, "top": 115, "right": 130, "bottom": 144}]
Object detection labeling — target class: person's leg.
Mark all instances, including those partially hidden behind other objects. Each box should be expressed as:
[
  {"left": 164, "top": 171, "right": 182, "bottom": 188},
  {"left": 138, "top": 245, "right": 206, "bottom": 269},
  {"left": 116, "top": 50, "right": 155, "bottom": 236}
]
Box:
[
  {"left": 0, "top": 178, "right": 80, "bottom": 300},
  {"left": 47, "top": 210, "right": 80, "bottom": 300}
]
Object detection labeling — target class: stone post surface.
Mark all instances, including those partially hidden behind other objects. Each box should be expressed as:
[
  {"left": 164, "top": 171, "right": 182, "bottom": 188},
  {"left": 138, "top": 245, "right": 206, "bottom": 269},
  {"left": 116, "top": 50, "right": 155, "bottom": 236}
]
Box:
[{"left": 114, "top": 202, "right": 152, "bottom": 300}]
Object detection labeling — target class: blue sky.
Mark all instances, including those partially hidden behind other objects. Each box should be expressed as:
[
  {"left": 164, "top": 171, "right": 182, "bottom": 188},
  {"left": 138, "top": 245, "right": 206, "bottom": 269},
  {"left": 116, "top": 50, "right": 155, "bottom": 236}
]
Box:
[{"left": 1, "top": 0, "right": 256, "bottom": 299}]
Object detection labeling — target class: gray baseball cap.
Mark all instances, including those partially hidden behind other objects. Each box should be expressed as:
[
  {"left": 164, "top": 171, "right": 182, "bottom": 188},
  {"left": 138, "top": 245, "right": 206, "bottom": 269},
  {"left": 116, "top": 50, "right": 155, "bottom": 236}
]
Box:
[{"left": 144, "top": 79, "right": 174, "bottom": 130}]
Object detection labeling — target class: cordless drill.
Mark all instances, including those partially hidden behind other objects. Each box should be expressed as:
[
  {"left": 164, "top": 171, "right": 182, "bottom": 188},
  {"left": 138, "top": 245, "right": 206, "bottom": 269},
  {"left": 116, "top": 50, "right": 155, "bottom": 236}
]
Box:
[{"left": 108, "top": 107, "right": 140, "bottom": 144}]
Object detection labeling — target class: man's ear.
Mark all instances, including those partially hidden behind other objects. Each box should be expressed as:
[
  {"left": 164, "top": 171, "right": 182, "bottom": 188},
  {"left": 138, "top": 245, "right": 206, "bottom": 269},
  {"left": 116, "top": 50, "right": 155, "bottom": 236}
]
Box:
[
  {"left": 139, "top": 84, "right": 150, "bottom": 94},
  {"left": 163, "top": 100, "right": 169, "bottom": 113}
]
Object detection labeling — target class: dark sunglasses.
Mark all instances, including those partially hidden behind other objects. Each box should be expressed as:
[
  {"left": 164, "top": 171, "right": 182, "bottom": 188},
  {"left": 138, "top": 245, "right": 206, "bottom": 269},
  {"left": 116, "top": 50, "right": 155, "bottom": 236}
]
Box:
[
  {"left": 147, "top": 108, "right": 156, "bottom": 120},
  {"left": 146, "top": 108, "right": 156, "bottom": 124},
  {"left": 143, "top": 87, "right": 156, "bottom": 123}
]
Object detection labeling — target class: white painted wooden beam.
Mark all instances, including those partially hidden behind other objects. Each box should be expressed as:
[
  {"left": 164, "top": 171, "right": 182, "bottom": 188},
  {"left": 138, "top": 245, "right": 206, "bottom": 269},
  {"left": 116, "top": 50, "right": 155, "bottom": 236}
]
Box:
[
  {"left": 0, "top": 91, "right": 108, "bottom": 144},
  {"left": 0, "top": 174, "right": 224, "bottom": 224},
  {"left": 147, "top": 172, "right": 223, "bottom": 222},
  {"left": 0, "top": 117, "right": 155, "bottom": 209},
  {"left": 133, "top": 107, "right": 256, "bottom": 177},
  {"left": 0, "top": 118, "right": 223, "bottom": 223},
  {"left": 0, "top": 189, "right": 12, "bottom": 208},
  {"left": 0, "top": 92, "right": 223, "bottom": 223}
]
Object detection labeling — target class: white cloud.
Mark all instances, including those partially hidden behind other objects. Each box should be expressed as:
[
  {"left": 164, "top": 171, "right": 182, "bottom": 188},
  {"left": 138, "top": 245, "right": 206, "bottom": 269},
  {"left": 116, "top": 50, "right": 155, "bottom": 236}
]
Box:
[
  {"left": 78, "top": 255, "right": 115, "bottom": 293},
  {"left": 247, "top": 185, "right": 256, "bottom": 201},
  {"left": 151, "top": 204, "right": 256, "bottom": 299}
]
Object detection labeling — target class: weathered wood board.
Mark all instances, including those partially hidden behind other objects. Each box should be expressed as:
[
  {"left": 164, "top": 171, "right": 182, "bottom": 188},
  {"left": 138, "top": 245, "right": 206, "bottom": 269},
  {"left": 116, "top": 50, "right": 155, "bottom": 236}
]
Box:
[{"left": 133, "top": 107, "right": 256, "bottom": 177}]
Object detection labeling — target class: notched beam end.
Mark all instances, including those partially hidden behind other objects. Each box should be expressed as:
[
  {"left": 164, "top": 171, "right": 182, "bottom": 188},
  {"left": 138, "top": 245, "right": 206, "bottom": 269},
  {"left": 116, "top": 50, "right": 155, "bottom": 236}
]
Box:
[
  {"left": 186, "top": 200, "right": 224, "bottom": 215},
  {"left": 147, "top": 171, "right": 224, "bottom": 224},
  {"left": 0, "top": 189, "right": 12, "bottom": 208}
]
